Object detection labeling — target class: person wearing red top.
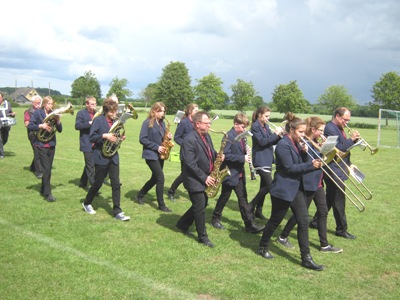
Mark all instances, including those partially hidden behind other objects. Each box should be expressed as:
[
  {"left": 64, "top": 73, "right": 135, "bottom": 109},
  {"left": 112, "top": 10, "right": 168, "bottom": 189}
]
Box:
[{"left": 24, "top": 95, "right": 43, "bottom": 178}]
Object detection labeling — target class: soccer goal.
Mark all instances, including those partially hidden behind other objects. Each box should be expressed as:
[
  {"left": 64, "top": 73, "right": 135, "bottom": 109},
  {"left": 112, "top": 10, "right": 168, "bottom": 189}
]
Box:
[{"left": 377, "top": 109, "right": 400, "bottom": 148}]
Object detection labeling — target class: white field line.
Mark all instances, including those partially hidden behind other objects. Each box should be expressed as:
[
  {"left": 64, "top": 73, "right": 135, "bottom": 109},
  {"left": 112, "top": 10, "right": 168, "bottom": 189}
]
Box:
[{"left": 0, "top": 218, "right": 199, "bottom": 300}]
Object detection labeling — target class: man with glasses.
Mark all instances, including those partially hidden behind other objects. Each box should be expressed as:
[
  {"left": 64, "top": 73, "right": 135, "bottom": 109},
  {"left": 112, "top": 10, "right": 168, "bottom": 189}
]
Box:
[
  {"left": 310, "top": 107, "right": 360, "bottom": 239},
  {"left": 176, "top": 111, "right": 218, "bottom": 247}
]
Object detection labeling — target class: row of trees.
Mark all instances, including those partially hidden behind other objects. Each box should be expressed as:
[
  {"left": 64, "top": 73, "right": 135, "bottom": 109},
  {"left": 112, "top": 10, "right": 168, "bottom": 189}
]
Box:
[{"left": 69, "top": 62, "right": 400, "bottom": 116}]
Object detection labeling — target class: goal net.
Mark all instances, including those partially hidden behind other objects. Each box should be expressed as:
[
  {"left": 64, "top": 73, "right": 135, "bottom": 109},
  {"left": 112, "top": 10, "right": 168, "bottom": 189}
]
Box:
[{"left": 378, "top": 109, "right": 400, "bottom": 148}]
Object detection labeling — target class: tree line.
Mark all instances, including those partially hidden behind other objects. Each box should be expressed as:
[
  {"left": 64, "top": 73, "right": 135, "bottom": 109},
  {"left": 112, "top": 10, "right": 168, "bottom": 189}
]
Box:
[{"left": 4, "top": 62, "right": 400, "bottom": 117}]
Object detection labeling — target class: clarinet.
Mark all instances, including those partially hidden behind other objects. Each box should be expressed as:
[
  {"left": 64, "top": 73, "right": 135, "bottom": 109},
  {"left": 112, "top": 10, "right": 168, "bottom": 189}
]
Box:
[{"left": 243, "top": 137, "right": 257, "bottom": 180}]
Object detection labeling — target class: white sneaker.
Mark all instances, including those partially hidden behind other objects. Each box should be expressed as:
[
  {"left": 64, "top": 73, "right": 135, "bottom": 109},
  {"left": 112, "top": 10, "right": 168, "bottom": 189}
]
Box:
[
  {"left": 82, "top": 202, "right": 96, "bottom": 215},
  {"left": 320, "top": 245, "right": 343, "bottom": 253},
  {"left": 115, "top": 212, "right": 130, "bottom": 221}
]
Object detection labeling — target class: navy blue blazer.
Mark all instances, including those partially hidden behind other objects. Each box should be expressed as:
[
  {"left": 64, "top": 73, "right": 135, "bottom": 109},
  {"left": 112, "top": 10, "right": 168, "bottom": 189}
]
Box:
[
  {"left": 27, "top": 108, "right": 62, "bottom": 148},
  {"left": 302, "top": 142, "right": 323, "bottom": 192},
  {"left": 139, "top": 118, "right": 166, "bottom": 160},
  {"left": 251, "top": 119, "right": 280, "bottom": 167},
  {"left": 270, "top": 135, "right": 315, "bottom": 202},
  {"left": 174, "top": 116, "right": 194, "bottom": 146},
  {"left": 182, "top": 130, "right": 217, "bottom": 193},
  {"left": 221, "top": 128, "right": 247, "bottom": 187},
  {"left": 75, "top": 108, "right": 93, "bottom": 152},
  {"left": 324, "top": 121, "right": 354, "bottom": 180},
  {"left": 90, "top": 115, "right": 119, "bottom": 165}
]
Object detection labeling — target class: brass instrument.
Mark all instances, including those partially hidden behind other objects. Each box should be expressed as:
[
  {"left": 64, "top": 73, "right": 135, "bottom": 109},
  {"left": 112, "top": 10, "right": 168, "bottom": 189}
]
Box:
[
  {"left": 304, "top": 135, "right": 372, "bottom": 201},
  {"left": 102, "top": 104, "right": 137, "bottom": 157},
  {"left": 301, "top": 137, "right": 367, "bottom": 212},
  {"left": 345, "top": 124, "right": 378, "bottom": 155},
  {"left": 93, "top": 107, "right": 103, "bottom": 120},
  {"left": 206, "top": 130, "right": 231, "bottom": 198},
  {"left": 38, "top": 102, "right": 74, "bottom": 142},
  {"left": 234, "top": 130, "right": 256, "bottom": 180},
  {"left": 159, "top": 118, "right": 174, "bottom": 160},
  {"left": 267, "top": 121, "right": 286, "bottom": 137}
]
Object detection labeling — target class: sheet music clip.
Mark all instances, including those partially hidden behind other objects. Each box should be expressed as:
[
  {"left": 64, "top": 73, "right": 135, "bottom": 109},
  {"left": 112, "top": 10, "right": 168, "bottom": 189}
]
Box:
[
  {"left": 174, "top": 110, "right": 185, "bottom": 124},
  {"left": 320, "top": 136, "right": 338, "bottom": 155}
]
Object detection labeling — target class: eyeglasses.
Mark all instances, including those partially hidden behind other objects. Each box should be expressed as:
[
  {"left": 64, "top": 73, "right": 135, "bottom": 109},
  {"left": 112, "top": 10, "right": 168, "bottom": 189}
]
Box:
[
  {"left": 341, "top": 117, "right": 350, "bottom": 122},
  {"left": 317, "top": 128, "right": 324, "bottom": 132}
]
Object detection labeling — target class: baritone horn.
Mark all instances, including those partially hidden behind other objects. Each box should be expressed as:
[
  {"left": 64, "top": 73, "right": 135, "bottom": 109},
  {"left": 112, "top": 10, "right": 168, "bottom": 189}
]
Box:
[
  {"left": 345, "top": 124, "right": 378, "bottom": 155},
  {"left": 301, "top": 137, "right": 366, "bottom": 212}
]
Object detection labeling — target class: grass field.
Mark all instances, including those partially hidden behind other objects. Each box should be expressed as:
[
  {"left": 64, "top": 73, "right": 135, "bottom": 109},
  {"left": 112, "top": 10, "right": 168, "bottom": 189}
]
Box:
[{"left": 1, "top": 107, "right": 399, "bottom": 299}]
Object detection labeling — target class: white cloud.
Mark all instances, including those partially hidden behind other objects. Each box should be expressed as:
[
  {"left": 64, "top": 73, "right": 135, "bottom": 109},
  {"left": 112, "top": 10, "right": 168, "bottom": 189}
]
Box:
[{"left": 0, "top": 0, "right": 399, "bottom": 103}]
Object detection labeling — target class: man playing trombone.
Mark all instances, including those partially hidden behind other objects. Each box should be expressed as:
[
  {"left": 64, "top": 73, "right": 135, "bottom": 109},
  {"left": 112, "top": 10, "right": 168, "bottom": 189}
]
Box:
[{"left": 310, "top": 107, "right": 360, "bottom": 239}]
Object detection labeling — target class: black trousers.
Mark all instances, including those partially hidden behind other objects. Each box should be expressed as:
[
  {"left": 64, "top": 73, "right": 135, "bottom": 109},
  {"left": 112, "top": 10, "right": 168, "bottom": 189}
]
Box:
[
  {"left": 177, "top": 191, "right": 209, "bottom": 242},
  {"left": 84, "top": 163, "right": 122, "bottom": 216},
  {"left": 168, "top": 161, "right": 184, "bottom": 194},
  {"left": 250, "top": 168, "right": 273, "bottom": 212},
  {"left": 80, "top": 151, "right": 95, "bottom": 187},
  {"left": 280, "top": 187, "right": 329, "bottom": 247},
  {"left": 37, "top": 146, "right": 55, "bottom": 196},
  {"left": 325, "top": 176, "right": 348, "bottom": 235},
  {"left": 211, "top": 178, "right": 253, "bottom": 227},
  {"left": 29, "top": 140, "right": 42, "bottom": 176},
  {"left": 259, "top": 191, "right": 310, "bottom": 258},
  {"left": 0, "top": 127, "right": 10, "bottom": 155},
  {"left": 138, "top": 159, "right": 166, "bottom": 208}
]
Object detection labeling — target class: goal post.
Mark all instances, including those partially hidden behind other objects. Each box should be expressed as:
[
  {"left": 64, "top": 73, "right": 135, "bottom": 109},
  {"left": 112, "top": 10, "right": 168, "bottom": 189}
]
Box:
[{"left": 378, "top": 109, "right": 400, "bottom": 148}]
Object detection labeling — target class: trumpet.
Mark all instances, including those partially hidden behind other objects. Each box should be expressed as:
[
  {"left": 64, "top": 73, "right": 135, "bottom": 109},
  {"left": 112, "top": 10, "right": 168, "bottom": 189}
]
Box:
[
  {"left": 345, "top": 125, "right": 378, "bottom": 155},
  {"left": 301, "top": 137, "right": 367, "bottom": 212},
  {"left": 267, "top": 121, "right": 286, "bottom": 136}
]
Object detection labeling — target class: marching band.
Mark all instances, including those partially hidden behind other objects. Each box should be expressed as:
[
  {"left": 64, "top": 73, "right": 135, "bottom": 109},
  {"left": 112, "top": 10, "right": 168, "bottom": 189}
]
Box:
[{"left": 2, "top": 94, "right": 376, "bottom": 270}]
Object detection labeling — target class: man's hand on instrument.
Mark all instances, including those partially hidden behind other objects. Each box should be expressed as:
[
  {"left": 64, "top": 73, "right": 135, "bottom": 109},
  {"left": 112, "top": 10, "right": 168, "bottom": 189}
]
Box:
[{"left": 205, "top": 176, "right": 216, "bottom": 186}]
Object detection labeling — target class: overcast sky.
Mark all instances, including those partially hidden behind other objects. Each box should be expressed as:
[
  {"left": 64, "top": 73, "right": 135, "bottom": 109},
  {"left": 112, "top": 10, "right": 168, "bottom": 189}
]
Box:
[{"left": 1, "top": 0, "right": 399, "bottom": 104}]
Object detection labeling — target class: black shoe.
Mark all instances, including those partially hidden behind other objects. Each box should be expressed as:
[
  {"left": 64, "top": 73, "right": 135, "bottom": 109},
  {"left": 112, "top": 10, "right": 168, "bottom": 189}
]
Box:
[
  {"left": 45, "top": 194, "right": 56, "bottom": 202},
  {"left": 255, "top": 210, "right": 268, "bottom": 220},
  {"left": 245, "top": 224, "right": 265, "bottom": 234},
  {"left": 36, "top": 173, "right": 43, "bottom": 179},
  {"left": 167, "top": 192, "right": 175, "bottom": 201},
  {"left": 309, "top": 221, "right": 318, "bottom": 229},
  {"left": 199, "top": 239, "right": 215, "bottom": 248},
  {"left": 135, "top": 194, "right": 144, "bottom": 205},
  {"left": 78, "top": 182, "right": 86, "bottom": 188},
  {"left": 257, "top": 247, "right": 274, "bottom": 259},
  {"left": 176, "top": 225, "right": 193, "bottom": 236},
  {"left": 335, "top": 231, "right": 356, "bottom": 239},
  {"left": 158, "top": 206, "right": 172, "bottom": 213},
  {"left": 301, "top": 254, "right": 325, "bottom": 271},
  {"left": 211, "top": 219, "right": 225, "bottom": 230}
]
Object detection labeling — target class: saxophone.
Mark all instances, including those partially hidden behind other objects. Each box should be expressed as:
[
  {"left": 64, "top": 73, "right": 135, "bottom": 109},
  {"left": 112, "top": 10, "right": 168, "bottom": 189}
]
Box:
[
  {"left": 102, "top": 104, "right": 137, "bottom": 157},
  {"left": 205, "top": 130, "right": 231, "bottom": 198},
  {"left": 38, "top": 102, "right": 74, "bottom": 142},
  {"left": 159, "top": 118, "right": 174, "bottom": 160}
]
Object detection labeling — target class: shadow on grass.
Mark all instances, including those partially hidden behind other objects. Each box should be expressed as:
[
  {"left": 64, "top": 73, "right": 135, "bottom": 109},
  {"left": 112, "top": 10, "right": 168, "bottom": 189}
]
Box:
[
  {"left": 156, "top": 213, "right": 198, "bottom": 242},
  {"left": 124, "top": 189, "right": 160, "bottom": 211}
]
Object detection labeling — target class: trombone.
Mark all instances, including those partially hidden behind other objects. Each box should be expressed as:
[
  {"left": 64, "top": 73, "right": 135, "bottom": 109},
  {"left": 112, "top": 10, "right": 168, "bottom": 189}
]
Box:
[
  {"left": 267, "top": 121, "right": 286, "bottom": 136},
  {"left": 301, "top": 136, "right": 366, "bottom": 212},
  {"left": 306, "top": 134, "right": 372, "bottom": 200},
  {"left": 345, "top": 124, "right": 378, "bottom": 155}
]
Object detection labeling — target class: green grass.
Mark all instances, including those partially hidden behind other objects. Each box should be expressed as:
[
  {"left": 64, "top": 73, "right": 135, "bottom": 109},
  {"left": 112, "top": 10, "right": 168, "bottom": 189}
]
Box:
[{"left": 1, "top": 107, "right": 399, "bottom": 299}]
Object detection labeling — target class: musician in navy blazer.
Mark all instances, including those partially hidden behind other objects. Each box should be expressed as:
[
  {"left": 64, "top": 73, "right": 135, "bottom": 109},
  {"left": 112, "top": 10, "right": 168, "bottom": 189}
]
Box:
[
  {"left": 278, "top": 117, "right": 343, "bottom": 253},
  {"left": 311, "top": 107, "right": 360, "bottom": 239},
  {"left": 257, "top": 113, "right": 325, "bottom": 271},
  {"left": 249, "top": 107, "right": 282, "bottom": 220},
  {"left": 210, "top": 113, "right": 264, "bottom": 234},
  {"left": 176, "top": 111, "right": 218, "bottom": 247},
  {"left": 28, "top": 96, "right": 62, "bottom": 202},
  {"left": 75, "top": 96, "right": 97, "bottom": 188},
  {"left": 137, "top": 102, "right": 172, "bottom": 212},
  {"left": 82, "top": 98, "right": 130, "bottom": 221},
  {"left": 167, "top": 103, "right": 198, "bottom": 200}
]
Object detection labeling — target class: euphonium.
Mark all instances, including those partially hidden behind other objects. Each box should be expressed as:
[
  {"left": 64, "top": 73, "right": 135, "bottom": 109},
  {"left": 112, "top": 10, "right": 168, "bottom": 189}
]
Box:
[
  {"left": 206, "top": 130, "right": 231, "bottom": 198},
  {"left": 38, "top": 102, "right": 74, "bottom": 142},
  {"left": 159, "top": 118, "right": 174, "bottom": 160},
  {"left": 102, "top": 104, "right": 137, "bottom": 157}
]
